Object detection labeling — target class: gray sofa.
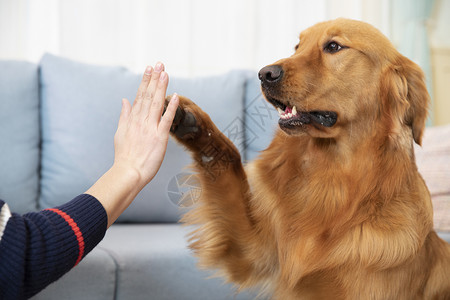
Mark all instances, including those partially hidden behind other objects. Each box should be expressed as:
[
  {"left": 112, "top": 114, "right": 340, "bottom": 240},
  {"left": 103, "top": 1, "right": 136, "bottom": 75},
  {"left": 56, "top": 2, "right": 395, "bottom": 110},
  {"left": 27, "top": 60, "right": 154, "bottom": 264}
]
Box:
[{"left": 0, "top": 54, "right": 449, "bottom": 300}]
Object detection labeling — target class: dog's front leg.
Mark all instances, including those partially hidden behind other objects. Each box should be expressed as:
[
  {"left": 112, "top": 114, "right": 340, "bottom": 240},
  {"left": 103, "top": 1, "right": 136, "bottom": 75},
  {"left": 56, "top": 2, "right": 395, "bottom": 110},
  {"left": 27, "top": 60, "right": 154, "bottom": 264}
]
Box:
[
  {"left": 165, "top": 95, "right": 260, "bottom": 284},
  {"left": 167, "top": 95, "right": 243, "bottom": 183}
]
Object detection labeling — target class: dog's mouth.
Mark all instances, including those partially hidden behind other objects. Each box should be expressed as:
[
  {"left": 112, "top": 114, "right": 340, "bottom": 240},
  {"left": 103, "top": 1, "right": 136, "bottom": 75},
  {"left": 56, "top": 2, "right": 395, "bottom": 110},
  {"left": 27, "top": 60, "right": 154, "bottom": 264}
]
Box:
[{"left": 268, "top": 97, "right": 338, "bottom": 128}]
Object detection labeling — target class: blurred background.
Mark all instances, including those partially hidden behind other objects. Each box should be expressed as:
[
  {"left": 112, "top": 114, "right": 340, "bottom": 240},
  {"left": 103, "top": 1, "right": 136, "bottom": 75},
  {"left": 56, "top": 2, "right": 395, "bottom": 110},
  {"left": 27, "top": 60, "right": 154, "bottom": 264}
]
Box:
[{"left": 1, "top": 0, "right": 449, "bottom": 125}]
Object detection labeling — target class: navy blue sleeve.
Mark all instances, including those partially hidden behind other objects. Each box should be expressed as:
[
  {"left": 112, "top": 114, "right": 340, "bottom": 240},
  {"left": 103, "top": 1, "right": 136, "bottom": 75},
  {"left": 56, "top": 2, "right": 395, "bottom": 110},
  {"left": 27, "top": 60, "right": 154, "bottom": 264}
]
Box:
[{"left": 0, "top": 194, "right": 107, "bottom": 300}]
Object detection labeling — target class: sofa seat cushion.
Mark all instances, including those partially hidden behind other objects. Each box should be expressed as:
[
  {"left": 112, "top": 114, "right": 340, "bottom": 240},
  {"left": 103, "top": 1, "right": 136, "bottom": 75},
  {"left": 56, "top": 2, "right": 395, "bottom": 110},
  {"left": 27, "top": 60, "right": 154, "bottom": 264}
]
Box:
[
  {"left": 0, "top": 61, "right": 40, "bottom": 214},
  {"left": 98, "top": 224, "right": 262, "bottom": 300},
  {"left": 31, "top": 247, "right": 116, "bottom": 300}
]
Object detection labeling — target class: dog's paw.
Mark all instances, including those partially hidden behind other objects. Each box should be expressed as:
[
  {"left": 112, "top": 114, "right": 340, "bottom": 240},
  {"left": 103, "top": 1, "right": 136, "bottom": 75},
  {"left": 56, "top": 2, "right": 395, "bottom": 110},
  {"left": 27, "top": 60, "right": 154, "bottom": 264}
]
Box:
[{"left": 164, "top": 95, "right": 200, "bottom": 140}]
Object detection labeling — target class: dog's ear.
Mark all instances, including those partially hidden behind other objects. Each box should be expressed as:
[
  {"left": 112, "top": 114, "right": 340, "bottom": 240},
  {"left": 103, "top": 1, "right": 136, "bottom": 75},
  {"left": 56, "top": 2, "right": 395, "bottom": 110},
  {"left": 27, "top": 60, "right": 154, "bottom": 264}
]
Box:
[{"left": 380, "top": 57, "right": 430, "bottom": 145}]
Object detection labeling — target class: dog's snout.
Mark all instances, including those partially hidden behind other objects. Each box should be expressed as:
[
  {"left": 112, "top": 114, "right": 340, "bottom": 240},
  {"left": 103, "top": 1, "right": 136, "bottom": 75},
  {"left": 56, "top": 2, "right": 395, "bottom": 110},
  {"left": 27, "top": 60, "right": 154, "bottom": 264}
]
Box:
[{"left": 259, "top": 65, "right": 284, "bottom": 84}]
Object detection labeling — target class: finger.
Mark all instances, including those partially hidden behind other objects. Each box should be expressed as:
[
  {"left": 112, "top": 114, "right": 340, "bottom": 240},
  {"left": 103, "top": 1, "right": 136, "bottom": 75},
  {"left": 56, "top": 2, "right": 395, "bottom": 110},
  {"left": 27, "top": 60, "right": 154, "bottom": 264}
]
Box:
[
  {"left": 159, "top": 93, "right": 179, "bottom": 133},
  {"left": 134, "top": 66, "right": 153, "bottom": 107},
  {"left": 144, "top": 62, "right": 164, "bottom": 105},
  {"left": 149, "top": 71, "right": 169, "bottom": 122}
]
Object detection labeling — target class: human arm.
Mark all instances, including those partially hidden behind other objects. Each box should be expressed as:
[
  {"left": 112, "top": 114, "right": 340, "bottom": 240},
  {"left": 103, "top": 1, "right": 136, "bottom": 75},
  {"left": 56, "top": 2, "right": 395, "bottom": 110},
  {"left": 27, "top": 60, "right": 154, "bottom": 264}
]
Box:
[
  {"left": 0, "top": 63, "right": 179, "bottom": 299},
  {"left": 0, "top": 195, "right": 107, "bottom": 300}
]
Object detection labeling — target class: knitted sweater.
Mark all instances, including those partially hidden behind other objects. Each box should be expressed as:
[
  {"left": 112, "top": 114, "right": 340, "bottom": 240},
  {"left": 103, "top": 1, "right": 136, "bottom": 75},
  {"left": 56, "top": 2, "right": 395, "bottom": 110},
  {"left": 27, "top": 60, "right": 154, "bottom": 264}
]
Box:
[{"left": 0, "top": 194, "right": 107, "bottom": 300}]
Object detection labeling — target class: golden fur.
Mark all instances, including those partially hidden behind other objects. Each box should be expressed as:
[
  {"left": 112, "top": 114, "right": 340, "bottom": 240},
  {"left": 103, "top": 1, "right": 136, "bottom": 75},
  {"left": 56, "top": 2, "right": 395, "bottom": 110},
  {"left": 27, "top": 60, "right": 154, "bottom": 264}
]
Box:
[{"left": 168, "top": 19, "right": 450, "bottom": 299}]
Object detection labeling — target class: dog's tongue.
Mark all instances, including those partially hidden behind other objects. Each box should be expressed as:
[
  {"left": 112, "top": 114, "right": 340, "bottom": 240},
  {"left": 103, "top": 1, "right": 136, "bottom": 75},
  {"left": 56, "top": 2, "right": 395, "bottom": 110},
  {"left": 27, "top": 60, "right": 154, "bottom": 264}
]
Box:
[{"left": 285, "top": 107, "right": 292, "bottom": 114}]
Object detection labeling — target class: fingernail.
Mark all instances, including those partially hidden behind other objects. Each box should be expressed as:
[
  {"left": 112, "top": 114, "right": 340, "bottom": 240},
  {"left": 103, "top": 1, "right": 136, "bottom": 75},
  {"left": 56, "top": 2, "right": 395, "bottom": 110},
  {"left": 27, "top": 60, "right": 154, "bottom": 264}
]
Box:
[
  {"left": 145, "top": 66, "right": 152, "bottom": 75},
  {"left": 172, "top": 93, "right": 179, "bottom": 103},
  {"left": 155, "top": 62, "right": 163, "bottom": 72}
]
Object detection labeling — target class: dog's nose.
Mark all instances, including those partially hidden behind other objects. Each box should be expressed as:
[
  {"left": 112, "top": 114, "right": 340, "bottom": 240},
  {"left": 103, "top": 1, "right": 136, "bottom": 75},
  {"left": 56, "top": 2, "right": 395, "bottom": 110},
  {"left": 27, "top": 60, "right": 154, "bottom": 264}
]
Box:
[{"left": 258, "top": 65, "right": 284, "bottom": 84}]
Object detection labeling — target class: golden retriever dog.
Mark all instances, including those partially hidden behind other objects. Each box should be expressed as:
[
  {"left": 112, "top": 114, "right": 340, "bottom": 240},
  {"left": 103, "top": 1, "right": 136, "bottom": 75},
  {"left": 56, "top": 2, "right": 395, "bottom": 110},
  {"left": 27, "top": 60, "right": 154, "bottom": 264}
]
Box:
[{"left": 166, "top": 18, "right": 450, "bottom": 299}]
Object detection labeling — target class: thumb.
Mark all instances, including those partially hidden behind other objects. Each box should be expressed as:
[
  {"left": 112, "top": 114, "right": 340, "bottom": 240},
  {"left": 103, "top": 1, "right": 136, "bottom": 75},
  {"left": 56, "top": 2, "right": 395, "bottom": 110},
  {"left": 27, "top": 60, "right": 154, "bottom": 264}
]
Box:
[{"left": 119, "top": 98, "right": 131, "bottom": 125}]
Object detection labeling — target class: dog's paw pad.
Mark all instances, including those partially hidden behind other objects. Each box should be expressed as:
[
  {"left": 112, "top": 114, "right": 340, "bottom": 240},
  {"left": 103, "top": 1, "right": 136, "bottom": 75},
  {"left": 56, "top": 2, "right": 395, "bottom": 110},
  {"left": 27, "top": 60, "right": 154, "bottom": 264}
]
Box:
[
  {"left": 164, "top": 98, "right": 200, "bottom": 140},
  {"left": 173, "top": 111, "right": 199, "bottom": 139}
]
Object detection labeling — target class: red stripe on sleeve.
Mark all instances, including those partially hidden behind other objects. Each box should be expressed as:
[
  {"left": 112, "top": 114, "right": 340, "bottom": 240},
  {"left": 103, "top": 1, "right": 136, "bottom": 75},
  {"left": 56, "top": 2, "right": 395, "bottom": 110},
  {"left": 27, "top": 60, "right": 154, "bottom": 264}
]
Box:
[{"left": 45, "top": 208, "right": 85, "bottom": 266}]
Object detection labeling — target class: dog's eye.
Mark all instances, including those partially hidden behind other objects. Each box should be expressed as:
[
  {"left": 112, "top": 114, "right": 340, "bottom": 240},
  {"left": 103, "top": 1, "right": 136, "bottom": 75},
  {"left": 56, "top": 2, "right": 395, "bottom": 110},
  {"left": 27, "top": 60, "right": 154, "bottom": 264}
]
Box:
[{"left": 324, "top": 41, "right": 343, "bottom": 53}]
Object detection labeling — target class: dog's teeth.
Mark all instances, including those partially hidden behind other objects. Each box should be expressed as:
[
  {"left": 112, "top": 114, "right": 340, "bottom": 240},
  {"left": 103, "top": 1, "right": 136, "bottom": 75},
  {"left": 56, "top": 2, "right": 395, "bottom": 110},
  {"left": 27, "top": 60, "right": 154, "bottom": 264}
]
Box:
[
  {"left": 277, "top": 108, "right": 284, "bottom": 116},
  {"left": 287, "top": 113, "right": 292, "bottom": 118},
  {"left": 292, "top": 106, "right": 297, "bottom": 116}
]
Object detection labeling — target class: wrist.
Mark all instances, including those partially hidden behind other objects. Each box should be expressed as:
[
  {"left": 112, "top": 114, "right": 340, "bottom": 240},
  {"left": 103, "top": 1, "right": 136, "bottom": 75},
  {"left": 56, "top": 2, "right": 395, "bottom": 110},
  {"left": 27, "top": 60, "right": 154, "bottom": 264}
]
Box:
[
  {"left": 86, "top": 163, "right": 144, "bottom": 227},
  {"left": 110, "top": 162, "right": 143, "bottom": 189}
]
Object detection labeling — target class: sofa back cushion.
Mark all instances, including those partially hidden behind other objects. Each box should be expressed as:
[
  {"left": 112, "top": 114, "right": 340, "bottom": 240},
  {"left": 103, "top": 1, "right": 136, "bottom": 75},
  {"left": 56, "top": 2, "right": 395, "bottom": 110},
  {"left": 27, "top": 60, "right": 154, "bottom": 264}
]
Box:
[
  {"left": 0, "top": 61, "right": 40, "bottom": 214},
  {"left": 39, "top": 54, "right": 247, "bottom": 223}
]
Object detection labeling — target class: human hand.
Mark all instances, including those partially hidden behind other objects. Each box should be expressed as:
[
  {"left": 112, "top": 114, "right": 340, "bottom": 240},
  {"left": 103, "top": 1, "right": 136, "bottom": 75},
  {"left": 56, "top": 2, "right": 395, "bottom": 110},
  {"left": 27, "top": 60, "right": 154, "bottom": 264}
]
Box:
[
  {"left": 113, "top": 62, "right": 179, "bottom": 188},
  {"left": 86, "top": 63, "right": 178, "bottom": 227}
]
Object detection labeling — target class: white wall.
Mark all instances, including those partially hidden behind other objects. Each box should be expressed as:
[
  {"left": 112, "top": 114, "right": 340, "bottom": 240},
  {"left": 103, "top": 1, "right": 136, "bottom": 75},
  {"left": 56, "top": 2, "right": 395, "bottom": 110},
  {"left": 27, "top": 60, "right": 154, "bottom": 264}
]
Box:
[{"left": 0, "top": 0, "right": 390, "bottom": 76}]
